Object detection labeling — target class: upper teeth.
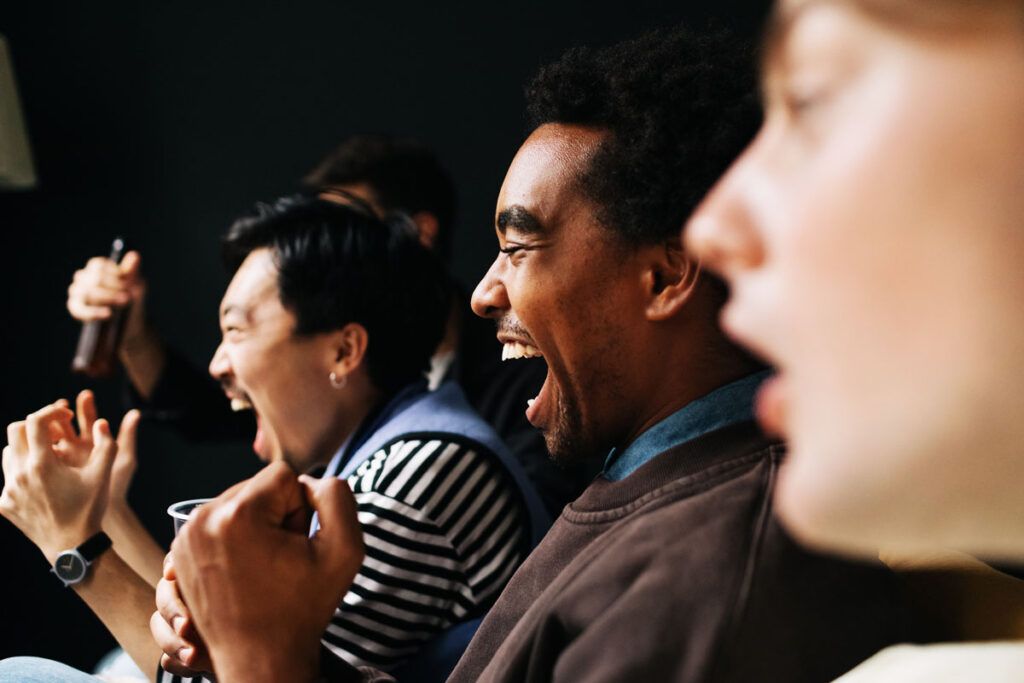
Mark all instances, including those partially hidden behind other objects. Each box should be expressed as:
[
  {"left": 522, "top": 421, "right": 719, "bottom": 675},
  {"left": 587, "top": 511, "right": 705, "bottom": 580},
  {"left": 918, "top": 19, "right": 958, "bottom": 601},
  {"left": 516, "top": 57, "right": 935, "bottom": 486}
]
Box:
[
  {"left": 230, "top": 397, "right": 253, "bottom": 412},
  {"left": 502, "top": 342, "right": 543, "bottom": 361}
]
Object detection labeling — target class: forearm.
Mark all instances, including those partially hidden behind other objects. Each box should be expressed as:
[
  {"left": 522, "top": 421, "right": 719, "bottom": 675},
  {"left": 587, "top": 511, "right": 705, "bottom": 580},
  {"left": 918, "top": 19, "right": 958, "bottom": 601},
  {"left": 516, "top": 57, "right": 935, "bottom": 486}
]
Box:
[
  {"left": 119, "top": 324, "right": 166, "bottom": 399},
  {"left": 69, "top": 551, "right": 162, "bottom": 677},
  {"left": 105, "top": 502, "right": 166, "bottom": 587}
]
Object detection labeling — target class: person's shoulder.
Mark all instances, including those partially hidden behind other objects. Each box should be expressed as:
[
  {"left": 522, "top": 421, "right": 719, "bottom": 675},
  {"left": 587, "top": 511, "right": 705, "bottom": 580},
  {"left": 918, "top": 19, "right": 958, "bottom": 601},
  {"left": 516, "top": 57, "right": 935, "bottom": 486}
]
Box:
[
  {"left": 832, "top": 643, "right": 1024, "bottom": 683},
  {"left": 352, "top": 433, "right": 514, "bottom": 511}
]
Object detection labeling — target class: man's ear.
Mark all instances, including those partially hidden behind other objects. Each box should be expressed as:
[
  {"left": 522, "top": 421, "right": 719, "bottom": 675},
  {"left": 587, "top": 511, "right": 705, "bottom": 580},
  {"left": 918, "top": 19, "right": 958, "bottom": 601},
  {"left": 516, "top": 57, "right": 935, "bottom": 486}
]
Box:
[
  {"left": 330, "top": 323, "right": 370, "bottom": 378},
  {"left": 410, "top": 212, "right": 440, "bottom": 251},
  {"left": 643, "top": 239, "right": 702, "bottom": 321}
]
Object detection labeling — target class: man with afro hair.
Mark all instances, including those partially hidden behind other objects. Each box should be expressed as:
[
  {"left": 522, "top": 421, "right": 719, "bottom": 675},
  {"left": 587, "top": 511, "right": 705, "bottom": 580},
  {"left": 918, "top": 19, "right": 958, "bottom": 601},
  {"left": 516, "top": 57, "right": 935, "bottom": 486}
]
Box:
[{"left": 151, "top": 24, "right": 918, "bottom": 683}]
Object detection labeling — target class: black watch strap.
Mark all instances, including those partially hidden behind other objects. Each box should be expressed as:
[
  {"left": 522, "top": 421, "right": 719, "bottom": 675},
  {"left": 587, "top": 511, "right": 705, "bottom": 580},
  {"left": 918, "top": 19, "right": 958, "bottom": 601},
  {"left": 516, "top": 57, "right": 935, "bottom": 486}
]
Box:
[{"left": 77, "top": 531, "right": 112, "bottom": 562}]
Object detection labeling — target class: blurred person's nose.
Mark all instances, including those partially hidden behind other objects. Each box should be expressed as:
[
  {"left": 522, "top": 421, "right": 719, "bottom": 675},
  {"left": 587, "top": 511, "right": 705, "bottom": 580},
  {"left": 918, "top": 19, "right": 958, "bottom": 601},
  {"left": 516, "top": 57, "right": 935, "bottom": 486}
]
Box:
[{"left": 685, "top": 155, "right": 764, "bottom": 280}]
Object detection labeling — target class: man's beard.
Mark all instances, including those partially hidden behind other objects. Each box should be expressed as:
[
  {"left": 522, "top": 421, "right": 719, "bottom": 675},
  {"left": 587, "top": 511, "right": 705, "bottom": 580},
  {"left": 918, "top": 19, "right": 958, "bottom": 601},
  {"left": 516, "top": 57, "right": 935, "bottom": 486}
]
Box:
[{"left": 543, "top": 389, "right": 593, "bottom": 464}]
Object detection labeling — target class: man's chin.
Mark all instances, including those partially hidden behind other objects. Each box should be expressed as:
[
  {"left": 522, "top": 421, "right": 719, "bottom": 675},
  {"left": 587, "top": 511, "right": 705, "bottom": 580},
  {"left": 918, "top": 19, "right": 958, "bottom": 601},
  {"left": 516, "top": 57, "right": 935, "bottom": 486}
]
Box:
[
  {"left": 543, "top": 425, "right": 594, "bottom": 466},
  {"left": 539, "top": 396, "right": 593, "bottom": 464}
]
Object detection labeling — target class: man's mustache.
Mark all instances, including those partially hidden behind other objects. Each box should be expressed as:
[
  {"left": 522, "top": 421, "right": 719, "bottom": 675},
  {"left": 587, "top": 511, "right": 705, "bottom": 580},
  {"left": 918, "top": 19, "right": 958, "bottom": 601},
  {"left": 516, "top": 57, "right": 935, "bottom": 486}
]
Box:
[{"left": 496, "top": 316, "right": 532, "bottom": 340}]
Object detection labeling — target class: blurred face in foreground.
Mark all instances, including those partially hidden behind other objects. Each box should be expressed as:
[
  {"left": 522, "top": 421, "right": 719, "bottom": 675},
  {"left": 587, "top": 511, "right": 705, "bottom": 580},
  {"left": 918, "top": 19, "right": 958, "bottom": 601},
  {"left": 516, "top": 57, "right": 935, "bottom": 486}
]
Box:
[{"left": 686, "top": 0, "right": 1024, "bottom": 559}]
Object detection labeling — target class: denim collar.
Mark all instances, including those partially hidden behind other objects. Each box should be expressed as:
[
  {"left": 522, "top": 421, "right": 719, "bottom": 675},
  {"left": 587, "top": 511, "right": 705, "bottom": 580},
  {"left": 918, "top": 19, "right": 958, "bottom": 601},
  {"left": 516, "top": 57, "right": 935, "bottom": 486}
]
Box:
[{"left": 602, "top": 371, "right": 770, "bottom": 482}]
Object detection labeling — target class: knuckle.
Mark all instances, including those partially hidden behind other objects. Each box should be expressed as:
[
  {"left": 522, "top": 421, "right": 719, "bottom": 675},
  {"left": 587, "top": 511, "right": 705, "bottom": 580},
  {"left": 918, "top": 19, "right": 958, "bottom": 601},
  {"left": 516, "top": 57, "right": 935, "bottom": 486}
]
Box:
[
  {"left": 149, "top": 610, "right": 168, "bottom": 639},
  {"left": 264, "top": 460, "right": 293, "bottom": 485},
  {"left": 213, "top": 499, "right": 243, "bottom": 532},
  {"left": 26, "top": 460, "right": 46, "bottom": 480},
  {"left": 320, "top": 476, "right": 343, "bottom": 493}
]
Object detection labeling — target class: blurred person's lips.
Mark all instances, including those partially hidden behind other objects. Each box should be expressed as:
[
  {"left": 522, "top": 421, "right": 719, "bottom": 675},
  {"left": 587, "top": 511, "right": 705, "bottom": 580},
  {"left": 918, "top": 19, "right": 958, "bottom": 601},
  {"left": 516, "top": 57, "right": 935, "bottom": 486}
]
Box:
[
  {"left": 755, "top": 375, "right": 787, "bottom": 439},
  {"left": 720, "top": 301, "right": 775, "bottom": 368},
  {"left": 720, "top": 302, "right": 788, "bottom": 438}
]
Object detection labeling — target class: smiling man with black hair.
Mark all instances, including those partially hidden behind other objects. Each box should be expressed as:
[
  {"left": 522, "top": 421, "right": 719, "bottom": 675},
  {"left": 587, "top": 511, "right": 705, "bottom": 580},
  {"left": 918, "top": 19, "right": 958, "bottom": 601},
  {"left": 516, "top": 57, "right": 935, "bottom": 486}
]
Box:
[{"left": 133, "top": 25, "right": 917, "bottom": 683}]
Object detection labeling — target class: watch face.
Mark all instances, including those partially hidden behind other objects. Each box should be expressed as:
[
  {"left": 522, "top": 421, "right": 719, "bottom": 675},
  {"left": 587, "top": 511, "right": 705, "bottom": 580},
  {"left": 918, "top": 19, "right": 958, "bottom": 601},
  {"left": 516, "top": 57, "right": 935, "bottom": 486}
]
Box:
[{"left": 54, "top": 551, "right": 87, "bottom": 584}]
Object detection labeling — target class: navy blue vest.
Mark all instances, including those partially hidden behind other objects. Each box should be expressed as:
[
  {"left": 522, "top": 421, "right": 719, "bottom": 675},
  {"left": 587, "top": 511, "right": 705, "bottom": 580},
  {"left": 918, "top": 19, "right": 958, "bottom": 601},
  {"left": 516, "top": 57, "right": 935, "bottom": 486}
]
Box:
[
  {"left": 323, "top": 380, "right": 550, "bottom": 546},
  {"left": 319, "top": 380, "right": 551, "bottom": 682}
]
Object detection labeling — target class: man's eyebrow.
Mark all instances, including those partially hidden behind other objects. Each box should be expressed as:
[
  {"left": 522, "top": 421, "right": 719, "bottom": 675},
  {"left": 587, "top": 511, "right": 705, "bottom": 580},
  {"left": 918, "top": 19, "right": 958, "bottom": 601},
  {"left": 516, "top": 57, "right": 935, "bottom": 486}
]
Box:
[{"left": 496, "top": 205, "right": 545, "bottom": 236}]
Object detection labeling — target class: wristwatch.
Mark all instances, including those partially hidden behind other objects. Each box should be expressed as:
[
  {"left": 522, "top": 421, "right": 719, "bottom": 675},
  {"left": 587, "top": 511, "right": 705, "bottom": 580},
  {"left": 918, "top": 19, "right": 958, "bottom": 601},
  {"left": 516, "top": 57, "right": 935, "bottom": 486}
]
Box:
[{"left": 51, "top": 531, "right": 112, "bottom": 587}]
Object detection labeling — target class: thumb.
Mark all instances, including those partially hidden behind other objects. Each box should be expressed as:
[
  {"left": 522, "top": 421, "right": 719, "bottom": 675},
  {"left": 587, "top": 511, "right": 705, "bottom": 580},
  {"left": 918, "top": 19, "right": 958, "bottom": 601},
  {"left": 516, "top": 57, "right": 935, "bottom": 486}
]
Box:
[
  {"left": 300, "top": 475, "right": 363, "bottom": 581},
  {"left": 120, "top": 251, "right": 142, "bottom": 279},
  {"left": 87, "top": 419, "right": 118, "bottom": 480},
  {"left": 120, "top": 251, "right": 148, "bottom": 307}
]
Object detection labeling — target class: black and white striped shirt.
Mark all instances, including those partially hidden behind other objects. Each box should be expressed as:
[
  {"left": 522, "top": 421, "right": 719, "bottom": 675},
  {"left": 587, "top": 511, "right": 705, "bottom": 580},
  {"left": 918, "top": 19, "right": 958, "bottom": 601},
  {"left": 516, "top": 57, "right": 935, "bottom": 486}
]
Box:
[{"left": 158, "top": 434, "right": 528, "bottom": 682}]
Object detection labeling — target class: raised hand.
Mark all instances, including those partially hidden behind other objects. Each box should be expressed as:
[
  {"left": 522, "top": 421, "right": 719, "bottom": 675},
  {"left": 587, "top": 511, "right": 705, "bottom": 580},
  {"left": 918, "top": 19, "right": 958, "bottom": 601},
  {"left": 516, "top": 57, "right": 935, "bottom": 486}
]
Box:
[
  {"left": 152, "top": 552, "right": 215, "bottom": 678},
  {"left": 1, "top": 402, "right": 118, "bottom": 562},
  {"left": 67, "top": 251, "right": 148, "bottom": 347},
  {"left": 171, "top": 463, "right": 364, "bottom": 682}
]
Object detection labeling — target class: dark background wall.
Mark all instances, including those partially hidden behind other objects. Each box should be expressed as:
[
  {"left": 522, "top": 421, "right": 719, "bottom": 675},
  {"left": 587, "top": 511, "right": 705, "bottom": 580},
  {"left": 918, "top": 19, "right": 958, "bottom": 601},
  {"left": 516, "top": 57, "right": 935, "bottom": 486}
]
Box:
[{"left": 0, "top": 1, "right": 768, "bottom": 670}]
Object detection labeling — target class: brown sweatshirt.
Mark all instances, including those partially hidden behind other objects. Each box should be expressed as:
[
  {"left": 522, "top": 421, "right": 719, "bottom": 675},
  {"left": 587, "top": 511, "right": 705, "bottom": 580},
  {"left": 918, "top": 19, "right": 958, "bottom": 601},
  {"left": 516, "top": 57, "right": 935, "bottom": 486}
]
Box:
[{"left": 338, "top": 422, "right": 911, "bottom": 683}]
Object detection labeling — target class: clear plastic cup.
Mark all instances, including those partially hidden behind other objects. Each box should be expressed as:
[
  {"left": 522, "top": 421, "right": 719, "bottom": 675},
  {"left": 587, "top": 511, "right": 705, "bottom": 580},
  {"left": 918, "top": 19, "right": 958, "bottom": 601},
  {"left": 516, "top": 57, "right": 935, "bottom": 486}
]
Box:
[{"left": 167, "top": 498, "right": 213, "bottom": 535}]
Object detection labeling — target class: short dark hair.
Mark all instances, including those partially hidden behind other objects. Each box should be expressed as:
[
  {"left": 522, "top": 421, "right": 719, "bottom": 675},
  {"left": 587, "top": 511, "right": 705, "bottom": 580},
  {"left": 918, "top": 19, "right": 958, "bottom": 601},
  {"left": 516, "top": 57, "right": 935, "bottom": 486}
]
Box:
[
  {"left": 222, "top": 196, "right": 451, "bottom": 395},
  {"left": 303, "top": 134, "right": 458, "bottom": 263},
  {"left": 526, "top": 24, "right": 760, "bottom": 248}
]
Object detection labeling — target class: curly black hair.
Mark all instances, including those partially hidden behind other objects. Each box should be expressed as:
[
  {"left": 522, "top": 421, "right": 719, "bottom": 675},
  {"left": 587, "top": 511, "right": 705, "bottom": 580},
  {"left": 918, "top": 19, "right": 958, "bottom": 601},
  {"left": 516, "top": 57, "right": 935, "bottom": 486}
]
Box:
[{"left": 526, "top": 24, "right": 760, "bottom": 247}]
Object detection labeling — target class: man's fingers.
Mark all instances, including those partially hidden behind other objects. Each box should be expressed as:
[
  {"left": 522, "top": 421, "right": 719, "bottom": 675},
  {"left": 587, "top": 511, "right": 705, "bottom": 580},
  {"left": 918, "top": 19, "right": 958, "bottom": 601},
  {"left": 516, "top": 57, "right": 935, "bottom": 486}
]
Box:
[
  {"left": 5, "top": 421, "right": 27, "bottom": 455},
  {"left": 80, "top": 285, "right": 131, "bottom": 308},
  {"left": 72, "top": 263, "right": 132, "bottom": 300},
  {"left": 301, "top": 475, "right": 364, "bottom": 578},
  {"left": 48, "top": 408, "right": 77, "bottom": 444},
  {"left": 86, "top": 419, "right": 117, "bottom": 478},
  {"left": 162, "top": 551, "right": 176, "bottom": 580},
  {"left": 76, "top": 390, "right": 98, "bottom": 439},
  {"left": 159, "top": 652, "right": 208, "bottom": 679},
  {"left": 183, "top": 477, "right": 248, "bottom": 532},
  {"left": 155, "top": 576, "right": 192, "bottom": 634},
  {"left": 120, "top": 250, "right": 142, "bottom": 278},
  {"left": 218, "top": 477, "right": 251, "bottom": 503},
  {"left": 154, "top": 612, "right": 209, "bottom": 682},
  {"left": 25, "top": 404, "right": 73, "bottom": 455},
  {"left": 150, "top": 607, "right": 192, "bottom": 650},
  {"left": 85, "top": 256, "right": 120, "bottom": 274},
  {"left": 2, "top": 445, "right": 17, "bottom": 487},
  {"left": 252, "top": 461, "right": 306, "bottom": 520},
  {"left": 116, "top": 409, "right": 141, "bottom": 459},
  {"left": 67, "top": 299, "right": 113, "bottom": 321}
]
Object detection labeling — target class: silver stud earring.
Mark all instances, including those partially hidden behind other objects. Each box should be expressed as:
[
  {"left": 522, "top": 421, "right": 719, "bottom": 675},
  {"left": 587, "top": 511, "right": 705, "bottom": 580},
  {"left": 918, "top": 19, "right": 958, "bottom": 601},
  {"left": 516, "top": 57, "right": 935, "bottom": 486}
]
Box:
[{"left": 329, "top": 371, "right": 347, "bottom": 389}]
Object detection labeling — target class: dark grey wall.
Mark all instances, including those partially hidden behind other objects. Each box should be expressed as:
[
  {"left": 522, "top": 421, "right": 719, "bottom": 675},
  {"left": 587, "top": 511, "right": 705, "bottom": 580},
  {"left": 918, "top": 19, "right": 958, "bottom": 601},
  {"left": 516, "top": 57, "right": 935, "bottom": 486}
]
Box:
[{"left": 0, "top": 1, "right": 769, "bottom": 669}]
